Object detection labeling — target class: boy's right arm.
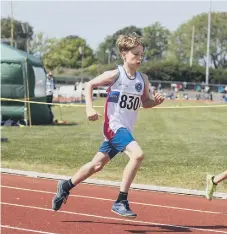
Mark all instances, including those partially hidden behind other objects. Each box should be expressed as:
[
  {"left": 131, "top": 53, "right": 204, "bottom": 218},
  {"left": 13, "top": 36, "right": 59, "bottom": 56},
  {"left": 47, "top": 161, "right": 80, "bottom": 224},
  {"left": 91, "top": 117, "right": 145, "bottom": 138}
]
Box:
[{"left": 85, "top": 69, "right": 118, "bottom": 121}]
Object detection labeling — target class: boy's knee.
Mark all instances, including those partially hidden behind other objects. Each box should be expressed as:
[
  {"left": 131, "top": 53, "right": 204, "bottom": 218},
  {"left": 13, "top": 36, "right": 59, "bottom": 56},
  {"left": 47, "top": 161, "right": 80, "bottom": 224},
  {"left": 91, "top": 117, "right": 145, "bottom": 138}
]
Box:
[
  {"left": 132, "top": 151, "right": 144, "bottom": 162},
  {"left": 90, "top": 152, "right": 109, "bottom": 173},
  {"left": 92, "top": 161, "right": 105, "bottom": 173},
  {"left": 137, "top": 152, "right": 144, "bottom": 162},
  {"left": 125, "top": 141, "right": 144, "bottom": 162}
]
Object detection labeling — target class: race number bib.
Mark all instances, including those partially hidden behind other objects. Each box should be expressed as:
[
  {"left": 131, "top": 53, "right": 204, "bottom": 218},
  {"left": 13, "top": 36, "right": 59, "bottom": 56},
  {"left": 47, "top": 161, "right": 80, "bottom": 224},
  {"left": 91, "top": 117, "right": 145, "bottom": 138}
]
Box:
[{"left": 119, "top": 93, "right": 140, "bottom": 111}]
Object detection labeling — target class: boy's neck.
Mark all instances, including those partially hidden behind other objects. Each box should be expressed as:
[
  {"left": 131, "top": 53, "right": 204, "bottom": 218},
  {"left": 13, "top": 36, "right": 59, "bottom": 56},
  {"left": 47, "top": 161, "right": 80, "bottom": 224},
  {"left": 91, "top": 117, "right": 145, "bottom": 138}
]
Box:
[{"left": 122, "top": 64, "right": 136, "bottom": 78}]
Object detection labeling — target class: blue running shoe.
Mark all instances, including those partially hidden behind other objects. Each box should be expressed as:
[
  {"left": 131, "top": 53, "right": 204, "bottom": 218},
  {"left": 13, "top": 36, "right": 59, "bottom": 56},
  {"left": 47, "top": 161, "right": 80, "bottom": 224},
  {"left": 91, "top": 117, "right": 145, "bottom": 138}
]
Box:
[
  {"left": 111, "top": 200, "right": 137, "bottom": 218},
  {"left": 52, "top": 180, "right": 69, "bottom": 211}
]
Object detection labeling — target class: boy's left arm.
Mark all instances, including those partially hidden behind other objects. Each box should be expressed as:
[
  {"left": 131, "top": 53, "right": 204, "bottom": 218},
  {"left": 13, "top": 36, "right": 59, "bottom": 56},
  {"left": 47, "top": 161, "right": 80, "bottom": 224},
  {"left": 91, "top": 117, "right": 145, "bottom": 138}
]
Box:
[{"left": 141, "top": 74, "right": 164, "bottom": 108}]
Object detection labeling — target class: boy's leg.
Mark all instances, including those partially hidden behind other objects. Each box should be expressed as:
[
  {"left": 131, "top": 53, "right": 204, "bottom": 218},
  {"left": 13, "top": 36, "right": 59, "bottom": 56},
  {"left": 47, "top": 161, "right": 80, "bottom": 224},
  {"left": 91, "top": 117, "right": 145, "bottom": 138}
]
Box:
[
  {"left": 52, "top": 151, "right": 110, "bottom": 211},
  {"left": 213, "top": 170, "right": 227, "bottom": 184},
  {"left": 120, "top": 141, "right": 144, "bottom": 194},
  {"left": 110, "top": 129, "right": 144, "bottom": 218},
  {"left": 71, "top": 152, "right": 110, "bottom": 185}
]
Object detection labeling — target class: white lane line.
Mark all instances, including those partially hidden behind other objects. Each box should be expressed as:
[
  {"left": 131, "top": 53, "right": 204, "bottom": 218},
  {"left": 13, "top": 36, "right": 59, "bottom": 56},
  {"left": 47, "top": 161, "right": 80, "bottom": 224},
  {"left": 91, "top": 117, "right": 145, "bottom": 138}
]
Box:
[
  {"left": 2, "top": 202, "right": 227, "bottom": 233},
  {"left": 2, "top": 185, "right": 226, "bottom": 215},
  {"left": 2, "top": 169, "right": 227, "bottom": 199},
  {"left": 1, "top": 225, "right": 58, "bottom": 234}
]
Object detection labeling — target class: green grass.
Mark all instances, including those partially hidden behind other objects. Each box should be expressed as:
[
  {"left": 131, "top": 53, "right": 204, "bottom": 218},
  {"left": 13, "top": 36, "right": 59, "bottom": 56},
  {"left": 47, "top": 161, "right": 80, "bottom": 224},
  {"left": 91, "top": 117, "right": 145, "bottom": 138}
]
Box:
[{"left": 1, "top": 99, "right": 227, "bottom": 192}]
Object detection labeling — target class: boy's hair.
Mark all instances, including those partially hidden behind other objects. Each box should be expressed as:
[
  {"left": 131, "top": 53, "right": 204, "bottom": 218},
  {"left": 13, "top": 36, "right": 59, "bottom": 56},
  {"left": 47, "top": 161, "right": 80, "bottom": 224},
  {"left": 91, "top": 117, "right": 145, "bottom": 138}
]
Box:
[{"left": 116, "top": 32, "right": 144, "bottom": 52}]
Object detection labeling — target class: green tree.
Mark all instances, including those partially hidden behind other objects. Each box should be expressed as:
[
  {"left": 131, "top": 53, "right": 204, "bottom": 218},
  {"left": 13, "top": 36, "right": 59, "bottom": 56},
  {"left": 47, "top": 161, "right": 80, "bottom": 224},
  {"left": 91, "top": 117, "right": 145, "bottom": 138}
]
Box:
[
  {"left": 1, "top": 17, "right": 33, "bottom": 51},
  {"left": 43, "top": 36, "right": 95, "bottom": 70},
  {"left": 29, "top": 32, "right": 57, "bottom": 58},
  {"left": 169, "top": 12, "right": 227, "bottom": 68},
  {"left": 143, "top": 22, "right": 171, "bottom": 61}
]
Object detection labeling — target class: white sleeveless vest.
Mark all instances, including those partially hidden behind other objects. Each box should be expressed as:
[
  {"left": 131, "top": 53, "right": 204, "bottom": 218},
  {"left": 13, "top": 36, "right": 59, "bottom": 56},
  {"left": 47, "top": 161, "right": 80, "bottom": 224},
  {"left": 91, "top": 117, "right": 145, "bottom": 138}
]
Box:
[{"left": 103, "top": 65, "right": 145, "bottom": 140}]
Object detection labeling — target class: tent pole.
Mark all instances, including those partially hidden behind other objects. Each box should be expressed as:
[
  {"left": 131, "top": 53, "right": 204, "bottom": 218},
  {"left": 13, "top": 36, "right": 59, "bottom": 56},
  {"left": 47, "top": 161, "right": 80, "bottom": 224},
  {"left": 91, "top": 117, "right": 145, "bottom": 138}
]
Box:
[
  {"left": 23, "top": 61, "right": 28, "bottom": 126},
  {"left": 24, "top": 58, "right": 32, "bottom": 127}
]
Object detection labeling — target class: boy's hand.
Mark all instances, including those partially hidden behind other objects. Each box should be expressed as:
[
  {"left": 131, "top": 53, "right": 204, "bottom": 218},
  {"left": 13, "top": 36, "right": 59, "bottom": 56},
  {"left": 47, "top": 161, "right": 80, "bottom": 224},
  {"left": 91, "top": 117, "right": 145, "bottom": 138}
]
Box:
[
  {"left": 86, "top": 107, "right": 102, "bottom": 121},
  {"left": 152, "top": 91, "right": 164, "bottom": 105}
]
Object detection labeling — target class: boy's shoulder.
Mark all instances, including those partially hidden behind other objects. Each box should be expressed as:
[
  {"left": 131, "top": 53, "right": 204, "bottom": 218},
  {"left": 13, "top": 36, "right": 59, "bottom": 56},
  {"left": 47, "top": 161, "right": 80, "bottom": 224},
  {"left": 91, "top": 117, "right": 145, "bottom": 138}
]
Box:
[
  {"left": 140, "top": 72, "right": 148, "bottom": 81},
  {"left": 103, "top": 69, "right": 119, "bottom": 78}
]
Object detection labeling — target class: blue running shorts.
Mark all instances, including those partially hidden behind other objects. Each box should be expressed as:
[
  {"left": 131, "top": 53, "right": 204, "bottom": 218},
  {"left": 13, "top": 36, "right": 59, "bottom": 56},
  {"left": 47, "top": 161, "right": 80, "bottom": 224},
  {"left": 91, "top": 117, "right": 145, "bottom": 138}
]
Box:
[{"left": 99, "top": 128, "right": 135, "bottom": 159}]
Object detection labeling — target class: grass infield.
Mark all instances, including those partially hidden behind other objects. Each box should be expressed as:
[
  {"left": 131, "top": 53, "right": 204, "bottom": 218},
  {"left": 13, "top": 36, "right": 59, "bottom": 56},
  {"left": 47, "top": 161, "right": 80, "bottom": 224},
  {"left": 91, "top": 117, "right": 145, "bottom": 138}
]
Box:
[{"left": 2, "top": 99, "right": 227, "bottom": 192}]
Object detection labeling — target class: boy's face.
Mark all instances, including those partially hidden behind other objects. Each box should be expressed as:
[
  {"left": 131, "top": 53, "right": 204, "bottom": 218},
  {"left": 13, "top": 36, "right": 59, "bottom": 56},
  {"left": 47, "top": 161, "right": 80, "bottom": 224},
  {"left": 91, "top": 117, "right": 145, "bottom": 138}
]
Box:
[{"left": 122, "top": 45, "right": 144, "bottom": 68}]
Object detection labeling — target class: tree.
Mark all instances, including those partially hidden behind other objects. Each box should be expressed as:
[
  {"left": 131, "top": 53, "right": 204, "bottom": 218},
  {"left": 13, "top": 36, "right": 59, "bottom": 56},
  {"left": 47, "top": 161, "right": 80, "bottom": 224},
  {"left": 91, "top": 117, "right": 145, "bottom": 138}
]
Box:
[
  {"left": 43, "top": 36, "right": 95, "bottom": 70},
  {"left": 169, "top": 12, "right": 227, "bottom": 68},
  {"left": 96, "top": 26, "right": 142, "bottom": 64},
  {"left": 29, "top": 32, "right": 57, "bottom": 58},
  {"left": 143, "top": 22, "right": 170, "bottom": 61},
  {"left": 1, "top": 17, "right": 33, "bottom": 51}
]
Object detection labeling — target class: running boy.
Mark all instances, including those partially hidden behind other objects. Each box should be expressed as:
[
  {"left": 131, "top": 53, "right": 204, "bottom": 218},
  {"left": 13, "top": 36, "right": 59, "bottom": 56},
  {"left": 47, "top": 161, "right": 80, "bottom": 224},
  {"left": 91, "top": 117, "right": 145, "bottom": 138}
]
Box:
[{"left": 52, "top": 33, "right": 164, "bottom": 218}]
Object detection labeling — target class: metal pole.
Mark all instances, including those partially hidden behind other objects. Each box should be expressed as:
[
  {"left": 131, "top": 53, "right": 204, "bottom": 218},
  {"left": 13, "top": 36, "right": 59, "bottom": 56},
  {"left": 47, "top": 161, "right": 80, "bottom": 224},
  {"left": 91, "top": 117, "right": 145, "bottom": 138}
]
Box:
[
  {"left": 81, "top": 53, "right": 83, "bottom": 83},
  {"left": 190, "top": 25, "right": 195, "bottom": 67},
  {"left": 108, "top": 51, "right": 110, "bottom": 65},
  {"left": 105, "top": 49, "right": 110, "bottom": 64},
  {"left": 10, "top": 0, "right": 14, "bottom": 46},
  {"left": 26, "top": 23, "right": 29, "bottom": 52},
  {"left": 79, "top": 46, "right": 83, "bottom": 103},
  {"left": 25, "top": 58, "right": 32, "bottom": 127},
  {"left": 26, "top": 37, "right": 29, "bottom": 52},
  {"left": 21, "top": 22, "right": 29, "bottom": 52},
  {"left": 205, "top": 1, "right": 212, "bottom": 85}
]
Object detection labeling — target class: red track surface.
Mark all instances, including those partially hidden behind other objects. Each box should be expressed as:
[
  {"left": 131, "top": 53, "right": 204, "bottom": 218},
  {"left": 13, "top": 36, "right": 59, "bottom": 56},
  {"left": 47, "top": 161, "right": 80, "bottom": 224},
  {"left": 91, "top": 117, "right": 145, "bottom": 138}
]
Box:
[{"left": 1, "top": 173, "right": 227, "bottom": 234}]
